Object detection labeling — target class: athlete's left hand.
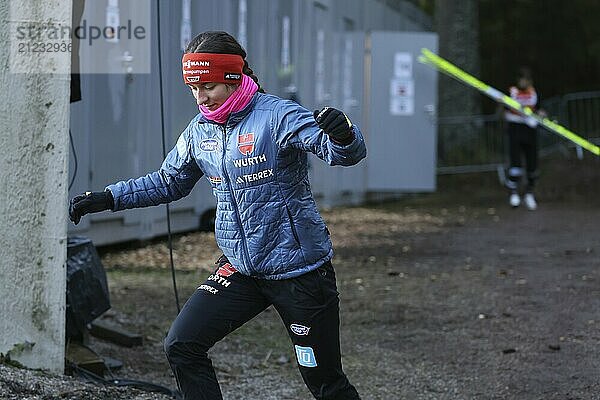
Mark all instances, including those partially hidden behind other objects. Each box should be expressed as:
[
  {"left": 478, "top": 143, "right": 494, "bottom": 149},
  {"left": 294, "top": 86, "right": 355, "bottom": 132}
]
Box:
[{"left": 314, "top": 107, "right": 354, "bottom": 145}]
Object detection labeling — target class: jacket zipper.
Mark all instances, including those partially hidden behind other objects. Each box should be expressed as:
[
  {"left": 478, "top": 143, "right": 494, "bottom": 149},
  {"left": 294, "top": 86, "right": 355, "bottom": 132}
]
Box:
[
  {"left": 285, "top": 204, "right": 301, "bottom": 246},
  {"left": 220, "top": 125, "right": 253, "bottom": 269}
]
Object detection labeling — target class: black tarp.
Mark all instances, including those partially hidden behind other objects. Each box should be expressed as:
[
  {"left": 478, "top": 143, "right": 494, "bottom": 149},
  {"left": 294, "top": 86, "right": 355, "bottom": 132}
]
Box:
[{"left": 66, "top": 236, "right": 110, "bottom": 340}]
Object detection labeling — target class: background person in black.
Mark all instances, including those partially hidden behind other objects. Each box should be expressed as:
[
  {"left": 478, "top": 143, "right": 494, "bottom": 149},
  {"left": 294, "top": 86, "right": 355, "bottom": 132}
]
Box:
[{"left": 504, "top": 67, "right": 546, "bottom": 210}]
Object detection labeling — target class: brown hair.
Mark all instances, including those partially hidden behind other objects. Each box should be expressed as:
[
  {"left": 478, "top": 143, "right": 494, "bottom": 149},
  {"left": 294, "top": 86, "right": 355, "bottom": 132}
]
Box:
[{"left": 185, "top": 31, "right": 264, "bottom": 93}]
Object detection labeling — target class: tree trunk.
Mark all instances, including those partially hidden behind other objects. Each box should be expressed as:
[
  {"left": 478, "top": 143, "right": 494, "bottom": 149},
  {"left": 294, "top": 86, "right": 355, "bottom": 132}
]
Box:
[{"left": 435, "top": 0, "right": 481, "bottom": 118}]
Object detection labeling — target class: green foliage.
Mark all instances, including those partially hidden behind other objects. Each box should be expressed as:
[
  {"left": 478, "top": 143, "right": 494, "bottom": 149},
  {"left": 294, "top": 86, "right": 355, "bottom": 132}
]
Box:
[{"left": 411, "top": 0, "right": 435, "bottom": 16}]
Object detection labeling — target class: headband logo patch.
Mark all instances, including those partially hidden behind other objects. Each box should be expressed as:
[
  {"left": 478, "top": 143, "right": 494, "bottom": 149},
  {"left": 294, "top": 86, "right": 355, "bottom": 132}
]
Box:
[
  {"left": 224, "top": 73, "right": 241, "bottom": 80},
  {"left": 238, "top": 133, "right": 255, "bottom": 156},
  {"left": 183, "top": 59, "right": 210, "bottom": 68},
  {"left": 183, "top": 69, "right": 210, "bottom": 76}
]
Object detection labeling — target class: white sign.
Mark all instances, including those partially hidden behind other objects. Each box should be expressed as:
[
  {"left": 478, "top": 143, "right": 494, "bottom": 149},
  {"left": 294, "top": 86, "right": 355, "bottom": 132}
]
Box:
[
  {"left": 105, "top": 0, "right": 120, "bottom": 43},
  {"left": 390, "top": 98, "right": 414, "bottom": 116},
  {"left": 390, "top": 79, "right": 415, "bottom": 116},
  {"left": 394, "top": 52, "right": 413, "bottom": 78},
  {"left": 390, "top": 79, "right": 414, "bottom": 98}
]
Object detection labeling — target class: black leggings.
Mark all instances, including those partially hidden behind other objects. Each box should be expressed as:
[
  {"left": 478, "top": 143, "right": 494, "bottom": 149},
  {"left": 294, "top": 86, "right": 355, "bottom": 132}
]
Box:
[
  {"left": 164, "top": 257, "right": 360, "bottom": 400},
  {"left": 506, "top": 122, "right": 538, "bottom": 191}
]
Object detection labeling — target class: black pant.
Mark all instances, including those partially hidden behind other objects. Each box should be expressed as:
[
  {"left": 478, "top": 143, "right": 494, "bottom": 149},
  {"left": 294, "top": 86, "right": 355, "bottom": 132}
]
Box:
[
  {"left": 164, "top": 257, "right": 360, "bottom": 400},
  {"left": 506, "top": 122, "right": 538, "bottom": 191}
]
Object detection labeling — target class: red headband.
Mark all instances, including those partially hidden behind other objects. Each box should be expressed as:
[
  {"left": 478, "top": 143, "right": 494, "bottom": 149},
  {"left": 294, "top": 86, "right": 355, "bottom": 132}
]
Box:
[{"left": 182, "top": 53, "right": 244, "bottom": 85}]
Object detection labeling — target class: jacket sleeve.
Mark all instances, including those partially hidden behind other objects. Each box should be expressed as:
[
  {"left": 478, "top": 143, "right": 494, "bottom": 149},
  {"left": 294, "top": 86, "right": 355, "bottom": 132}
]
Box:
[
  {"left": 273, "top": 100, "right": 367, "bottom": 166},
  {"left": 106, "top": 128, "right": 203, "bottom": 211}
]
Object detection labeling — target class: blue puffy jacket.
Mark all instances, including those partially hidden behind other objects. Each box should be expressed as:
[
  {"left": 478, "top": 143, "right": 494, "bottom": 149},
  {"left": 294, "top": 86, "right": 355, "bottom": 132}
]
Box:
[{"left": 107, "top": 93, "right": 367, "bottom": 279}]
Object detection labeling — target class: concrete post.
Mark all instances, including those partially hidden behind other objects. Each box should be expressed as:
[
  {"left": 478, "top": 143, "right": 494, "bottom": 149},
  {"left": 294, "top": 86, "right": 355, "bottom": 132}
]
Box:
[{"left": 0, "top": 0, "right": 71, "bottom": 373}]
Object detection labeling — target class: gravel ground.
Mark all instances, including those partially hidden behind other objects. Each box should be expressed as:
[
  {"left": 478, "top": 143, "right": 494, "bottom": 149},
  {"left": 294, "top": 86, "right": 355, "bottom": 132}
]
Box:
[
  {"left": 2, "top": 156, "right": 599, "bottom": 399},
  {"left": 0, "top": 363, "right": 170, "bottom": 400}
]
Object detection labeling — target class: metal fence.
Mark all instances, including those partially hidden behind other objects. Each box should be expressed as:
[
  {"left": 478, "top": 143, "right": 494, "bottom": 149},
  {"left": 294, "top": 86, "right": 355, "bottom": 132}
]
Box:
[
  {"left": 436, "top": 91, "right": 600, "bottom": 174},
  {"left": 437, "top": 113, "right": 505, "bottom": 174}
]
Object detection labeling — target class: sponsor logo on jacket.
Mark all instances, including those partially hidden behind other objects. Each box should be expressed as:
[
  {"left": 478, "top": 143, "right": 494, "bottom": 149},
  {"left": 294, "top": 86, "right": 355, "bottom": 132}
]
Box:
[
  {"left": 199, "top": 139, "right": 219, "bottom": 152},
  {"left": 238, "top": 133, "right": 255, "bottom": 155},
  {"left": 236, "top": 169, "right": 274, "bottom": 184},
  {"left": 232, "top": 154, "right": 267, "bottom": 168}
]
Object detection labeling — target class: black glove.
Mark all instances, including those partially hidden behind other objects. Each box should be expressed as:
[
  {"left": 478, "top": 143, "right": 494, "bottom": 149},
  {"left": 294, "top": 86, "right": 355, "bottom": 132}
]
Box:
[
  {"left": 69, "top": 190, "right": 114, "bottom": 225},
  {"left": 313, "top": 107, "right": 354, "bottom": 145}
]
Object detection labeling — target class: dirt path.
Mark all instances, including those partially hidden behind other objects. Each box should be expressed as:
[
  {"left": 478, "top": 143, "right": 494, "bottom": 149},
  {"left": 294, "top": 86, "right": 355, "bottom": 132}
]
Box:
[
  {"left": 92, "top": 197, "right": 600, "bottom": 400},
  {"left": 333, "top": 202, "right": 599, "bottom": 400},
  {"left": 2, "top": 187, "right": 599, "bottom": 399}
]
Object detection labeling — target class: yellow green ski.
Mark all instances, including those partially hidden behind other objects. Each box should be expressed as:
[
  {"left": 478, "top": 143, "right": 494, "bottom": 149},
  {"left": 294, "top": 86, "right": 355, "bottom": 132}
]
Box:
[{"left": 419, "top": 48, "right": 599, "bottom": 156}]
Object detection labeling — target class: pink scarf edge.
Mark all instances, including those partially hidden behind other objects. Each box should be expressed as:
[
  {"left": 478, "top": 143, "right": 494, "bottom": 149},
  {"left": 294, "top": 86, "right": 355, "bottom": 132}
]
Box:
[{"left": 200, "top": 75, "right": 259, "bottom": 124}]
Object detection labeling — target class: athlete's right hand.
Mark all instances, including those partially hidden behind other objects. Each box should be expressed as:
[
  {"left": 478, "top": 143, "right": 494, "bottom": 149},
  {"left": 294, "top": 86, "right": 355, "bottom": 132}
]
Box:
[{"left": 69, "top": 190, "right": 114, "bottom": 225}]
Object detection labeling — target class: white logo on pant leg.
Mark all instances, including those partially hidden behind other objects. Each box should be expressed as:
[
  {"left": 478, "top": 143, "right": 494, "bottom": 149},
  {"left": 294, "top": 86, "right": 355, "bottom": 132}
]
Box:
[
  {"left": 208, "top": 274, "right": 232, "bottom": 287},
  {"left": 295, "top": 345, "right": 317, "bottom": 367},
  {"left": 198, "top": 284, "right": 218, "bottom": 294},
  {"left": 290, "top": 324, "right": 311, "bottom": 336}
]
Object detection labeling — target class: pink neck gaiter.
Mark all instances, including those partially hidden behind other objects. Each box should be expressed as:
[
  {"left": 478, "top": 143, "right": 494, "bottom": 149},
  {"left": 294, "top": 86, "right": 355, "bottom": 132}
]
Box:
[{"left": 200, "top": 74, "right": 259, "bottom": 124}]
